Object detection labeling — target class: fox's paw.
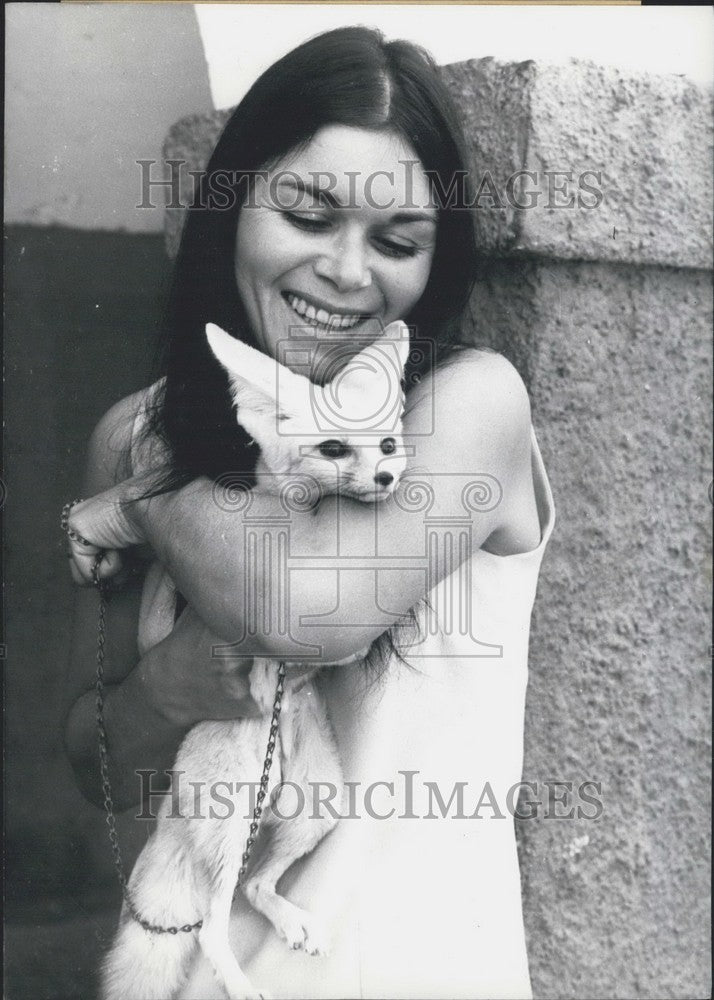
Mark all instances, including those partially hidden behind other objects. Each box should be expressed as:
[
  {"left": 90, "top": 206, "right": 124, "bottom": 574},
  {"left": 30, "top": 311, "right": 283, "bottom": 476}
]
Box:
[
  {"left": 279, "top": 908, "right": 330, "bottom": 957},
  {"left": 223, "top": 985, "right": 271, "bottom": 1000}
]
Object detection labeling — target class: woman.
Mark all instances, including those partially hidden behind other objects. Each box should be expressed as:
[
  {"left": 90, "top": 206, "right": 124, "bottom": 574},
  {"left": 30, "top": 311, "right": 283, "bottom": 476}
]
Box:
[{"left": 63, "top": 26, "right": 554, "bottom": 999}]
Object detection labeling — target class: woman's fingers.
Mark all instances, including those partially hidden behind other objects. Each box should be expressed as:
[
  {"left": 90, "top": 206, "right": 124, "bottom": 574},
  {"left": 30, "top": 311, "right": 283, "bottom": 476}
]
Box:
[
  {"left": 95, "top": 549, "right": 125, "bottom": 579},
  {"left": 63, "top": 474, "right": 155, "bottom": 587},
  {"left": 66, "top": 536, "right": 104, "bottom": 586},
  {"left": 66, "top": 484, "right": 145, "bottom": 552},
  {"left": 65, "top": 523, "right": 129, "bottom": 587},
  {"left": 67, "top": 546, "right": 128, "bottom": 587}
]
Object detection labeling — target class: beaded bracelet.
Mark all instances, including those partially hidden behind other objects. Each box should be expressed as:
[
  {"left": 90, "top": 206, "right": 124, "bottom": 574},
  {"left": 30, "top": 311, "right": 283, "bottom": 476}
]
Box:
[{"left": 60, "top": 498, "right": 92, "bottom": 546}]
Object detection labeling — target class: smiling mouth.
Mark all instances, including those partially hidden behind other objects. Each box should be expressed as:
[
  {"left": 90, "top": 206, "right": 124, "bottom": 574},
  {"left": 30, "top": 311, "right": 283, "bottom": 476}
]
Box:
[{"left": 283, "top": 292, "right": 374, "bottom": 332}]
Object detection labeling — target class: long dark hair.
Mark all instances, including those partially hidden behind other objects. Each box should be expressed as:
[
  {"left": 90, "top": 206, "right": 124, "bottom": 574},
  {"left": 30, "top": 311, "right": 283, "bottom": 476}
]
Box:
[
  {"left": 137, "top": 26, "right": 479, "bottom": 673},
  {"left": 138, "top": 24, "right": 478, "bottom": 494}
]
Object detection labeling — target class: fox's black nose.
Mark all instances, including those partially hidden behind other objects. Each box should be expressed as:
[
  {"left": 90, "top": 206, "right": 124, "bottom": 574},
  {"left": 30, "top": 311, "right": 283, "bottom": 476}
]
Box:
[{"left": 374, "top": 471, "right": 394, "bottom": 488}]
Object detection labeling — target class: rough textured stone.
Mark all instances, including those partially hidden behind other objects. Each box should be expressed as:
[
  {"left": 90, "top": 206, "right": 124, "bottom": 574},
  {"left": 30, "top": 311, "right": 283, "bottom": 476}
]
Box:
[
  {"left": 163, "top": 109, "right": 232, "bottom": 258},
  {"left": 441, "top": 58, "right": 713, "bottom": 269},
  {"left": 440, "top": 57, "right": 536, "bottom": 255},
  {"left": 468, "top": 259, "right": 712, "bottom": 999}
]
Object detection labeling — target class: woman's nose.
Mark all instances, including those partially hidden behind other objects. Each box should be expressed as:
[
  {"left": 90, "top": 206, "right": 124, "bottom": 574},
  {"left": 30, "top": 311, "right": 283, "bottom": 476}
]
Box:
[{"left": 314, "top": 233, "right": 371, "bottom": 292}]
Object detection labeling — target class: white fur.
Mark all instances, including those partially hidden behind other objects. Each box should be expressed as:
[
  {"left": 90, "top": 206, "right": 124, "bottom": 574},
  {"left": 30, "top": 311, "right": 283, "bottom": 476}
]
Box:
[{"left": 101, "top": 322, "right": 409, "bottom": 1000}]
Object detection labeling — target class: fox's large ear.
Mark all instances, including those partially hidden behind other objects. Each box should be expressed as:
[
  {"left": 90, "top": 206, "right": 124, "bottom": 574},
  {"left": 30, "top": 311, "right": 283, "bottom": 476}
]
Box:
[
  {"left": 206, "top": 323, "right": 307, "bottom": 416},
  {"left": 337, "top": 320, "right": 410, "bottom": 391}
]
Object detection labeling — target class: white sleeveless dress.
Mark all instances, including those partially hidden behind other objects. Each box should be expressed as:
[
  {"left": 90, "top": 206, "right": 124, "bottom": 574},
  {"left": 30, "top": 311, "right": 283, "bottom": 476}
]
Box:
[{"left": 130, "top": 380, "right": 556, "bottom": 1000}]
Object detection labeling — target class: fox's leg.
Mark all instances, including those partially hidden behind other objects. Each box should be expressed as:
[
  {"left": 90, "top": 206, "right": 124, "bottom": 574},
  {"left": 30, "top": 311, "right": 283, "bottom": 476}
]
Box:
[
  {"left": 181, "top": 722, "right": 277, "bottom": 1000},
  {"left": 197, "top": 859, "right": 268, "bottom": 1000},
  {"left": 242, "top": 681, "right": 343, "bottom": 956},
  {"left": 118, "top": 717, "right": 274, "bottom": 1000}
]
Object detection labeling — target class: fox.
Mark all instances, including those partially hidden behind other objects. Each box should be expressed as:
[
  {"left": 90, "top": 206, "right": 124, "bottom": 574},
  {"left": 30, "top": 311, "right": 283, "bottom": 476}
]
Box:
[{"left": 101, "top": 320, "right": 410, "bottom": 1000}]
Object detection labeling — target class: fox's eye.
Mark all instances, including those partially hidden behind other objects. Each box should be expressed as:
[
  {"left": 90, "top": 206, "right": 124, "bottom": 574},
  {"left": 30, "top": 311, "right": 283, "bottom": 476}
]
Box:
[
  {"left": 380, "top": 437, "right": 397, "bottom": 455},
  {"left": 318, "top": 439, "right": 350, "bottom": 459}
]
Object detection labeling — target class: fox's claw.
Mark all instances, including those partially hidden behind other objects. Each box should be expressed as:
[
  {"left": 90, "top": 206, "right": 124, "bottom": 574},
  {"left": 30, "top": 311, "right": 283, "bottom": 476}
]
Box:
[{"left": 278, "top": 908, "right": 330, "bottom": 957}]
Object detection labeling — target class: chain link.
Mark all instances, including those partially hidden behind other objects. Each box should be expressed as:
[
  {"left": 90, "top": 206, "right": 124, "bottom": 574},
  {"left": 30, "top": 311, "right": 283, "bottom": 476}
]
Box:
[
  {"left": 61, "top": 497, "right": 93, "bottom": 547},
  {"left": 90, "top": 551, "right": 286, "bottom": 935},
  {"left": 236, "top": 660, "right": 286, "bottom": 891}
]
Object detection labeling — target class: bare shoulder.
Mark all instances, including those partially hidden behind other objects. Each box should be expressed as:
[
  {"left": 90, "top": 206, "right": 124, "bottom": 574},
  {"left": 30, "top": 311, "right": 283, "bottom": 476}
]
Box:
[
  {"left": 83, "top": 385, "right": 156, "bottom": 495},
  {"left": 404, "top": 346, "right": 538, "bottom": 551},
  {"left": 409, "top": 346, "right": 532, "bottom": 458},
  {"left": 435, "top": 346, "right": 530, "bottom": 418},
  {"left": 446, "top": 348, "right": 540, "bottom": 552}
]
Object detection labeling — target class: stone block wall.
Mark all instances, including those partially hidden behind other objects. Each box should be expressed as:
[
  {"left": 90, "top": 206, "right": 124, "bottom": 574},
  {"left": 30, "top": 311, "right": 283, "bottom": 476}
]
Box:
[{"left": 442, "top": 59, "right": 712, "bottom": 999}]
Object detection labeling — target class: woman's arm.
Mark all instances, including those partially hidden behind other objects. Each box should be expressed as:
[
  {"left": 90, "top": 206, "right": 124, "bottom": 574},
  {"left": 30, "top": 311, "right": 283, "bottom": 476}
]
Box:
[
  {"left": 68, "top": 352, "right": 538, "bottom": 665},
  {"left": 63, "top": 394, "right": 261, "bottom": 810}
]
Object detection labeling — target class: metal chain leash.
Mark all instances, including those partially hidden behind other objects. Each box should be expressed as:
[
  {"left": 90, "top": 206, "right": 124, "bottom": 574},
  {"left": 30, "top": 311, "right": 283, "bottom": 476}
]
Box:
[
  {"left": 91, "top": 561, "right": 193, "bottom": 934},
  {"left": 70, "top": 510, "right": 286, "bottom": 936},
  {"left": 235, "top": 660, "right": 286, "bottom": 892}
]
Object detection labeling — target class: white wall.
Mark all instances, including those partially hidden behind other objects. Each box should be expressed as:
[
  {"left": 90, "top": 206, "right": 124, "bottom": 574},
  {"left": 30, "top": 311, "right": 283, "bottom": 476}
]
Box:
[
  {"left": 4, "top": 3, "right": 212, "bottom": 232},
  {"left": 196, "top": 3, "right": 714, "bottom": 110}
]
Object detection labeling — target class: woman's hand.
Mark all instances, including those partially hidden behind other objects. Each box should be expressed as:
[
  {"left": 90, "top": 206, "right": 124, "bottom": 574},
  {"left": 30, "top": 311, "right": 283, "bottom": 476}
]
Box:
[
  {"left": 66, "top": 474, "right": 152, "bottom": 587},
  {"left": 139, "top": 603, "right": 262, "bottom": 727}
]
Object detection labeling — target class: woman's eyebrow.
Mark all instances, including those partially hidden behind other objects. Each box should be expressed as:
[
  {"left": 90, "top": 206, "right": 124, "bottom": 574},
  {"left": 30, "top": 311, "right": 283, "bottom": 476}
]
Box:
[{"left": 275, "top": 177, "right": 338, "bottom": 209}]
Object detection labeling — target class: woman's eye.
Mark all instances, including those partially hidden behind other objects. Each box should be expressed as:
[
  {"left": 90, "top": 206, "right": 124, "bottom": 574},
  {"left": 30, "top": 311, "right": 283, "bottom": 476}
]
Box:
[
  {"left": 380, "top": 437, "right": 397, "bottom": 455},
  {"left": 284, "top": 212, "right": 331, "bottom": 232},
  {"left": 284, "top": 214, "right": 422, "bottom": 260},
  {"left": 318, "top": 439, "right": 350, "bottom": 459},
  {"left": 375, "top": 239, "right": 420, "bottom": 260}
]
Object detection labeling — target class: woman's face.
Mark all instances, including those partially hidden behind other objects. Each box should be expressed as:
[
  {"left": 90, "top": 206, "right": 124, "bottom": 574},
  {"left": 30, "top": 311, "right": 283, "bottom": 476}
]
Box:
[{"left": 234, "top": 125, "right": 437, "bottom": 375}]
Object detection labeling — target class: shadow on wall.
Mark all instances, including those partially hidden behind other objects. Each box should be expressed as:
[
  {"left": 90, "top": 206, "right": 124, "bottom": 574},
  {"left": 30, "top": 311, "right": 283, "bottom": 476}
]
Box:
[{"left": 4, "top": 225, "right": 171, "bottom": 999}]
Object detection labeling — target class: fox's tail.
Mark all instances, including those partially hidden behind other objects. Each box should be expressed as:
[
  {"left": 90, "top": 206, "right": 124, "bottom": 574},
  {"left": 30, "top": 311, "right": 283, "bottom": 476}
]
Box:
[
  {"left": 101, "top": 913, "right": 199, "bottom": 1000},
  {"left": 100, "top": 837, "right": 203, "bottom": 1000}
]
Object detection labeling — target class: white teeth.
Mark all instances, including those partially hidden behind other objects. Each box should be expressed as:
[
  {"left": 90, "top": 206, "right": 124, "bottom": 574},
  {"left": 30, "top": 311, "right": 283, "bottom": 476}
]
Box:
[{"left": 286, "top": 294, "right": 362, "bottom": 329}]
